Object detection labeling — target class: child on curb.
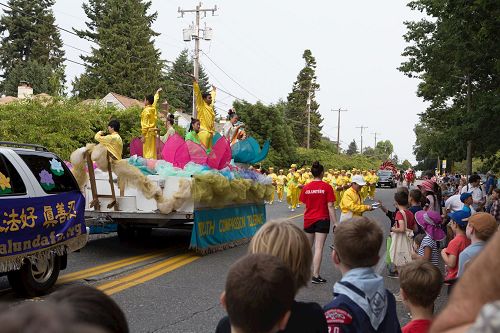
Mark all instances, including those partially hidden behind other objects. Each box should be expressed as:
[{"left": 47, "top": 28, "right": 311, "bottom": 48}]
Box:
[
  {"left": 400, "top": 260, "right": 443, "bottom": 333},
  {"left": 389, "top": 191, "right": 417, "bottom": 277},
  {"left": 219, "top": 254, "right": 295, "bottom": 333},
  {"left": 412, "top": 211, "right": 446, "bottom": 266},
  {"left": 324, "top": 217, "right": 401, "bottom": 333},
  {"left": 442, "top": 210, "right": 471, "bottom": 280},
  {"left": 460, "top": 193, "right": 476, "bottom": 215},
  {"left": 457, "top": 212, "right": 497, "bottom": 277}
]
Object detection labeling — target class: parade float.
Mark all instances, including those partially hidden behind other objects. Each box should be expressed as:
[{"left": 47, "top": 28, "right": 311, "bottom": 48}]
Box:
[{"left": 72, "top": 132, "right": 271, "bottom": 254}]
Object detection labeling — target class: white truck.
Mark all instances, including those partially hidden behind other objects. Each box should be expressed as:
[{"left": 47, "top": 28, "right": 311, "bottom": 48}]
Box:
[{"left": 0, "top": 142, "right": 87, "bottom": 296}]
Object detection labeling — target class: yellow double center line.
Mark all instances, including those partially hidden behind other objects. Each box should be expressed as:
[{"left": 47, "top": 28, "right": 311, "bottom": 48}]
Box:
[
  {"left": 97, "top": 253, "right": 200, "bottom": 295},
  {"left": 58, "top": 251, "right": 168, "bottom": 284}
]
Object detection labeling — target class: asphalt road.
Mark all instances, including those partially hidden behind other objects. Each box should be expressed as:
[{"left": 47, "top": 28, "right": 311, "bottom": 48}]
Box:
[{"left": 0, "top": 184, "right": 449, "bottom": 332}]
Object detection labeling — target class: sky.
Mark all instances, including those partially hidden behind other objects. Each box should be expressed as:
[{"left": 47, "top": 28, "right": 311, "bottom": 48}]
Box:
[{"left": 49, "top": 0, "right": 426, "bottom": 164}]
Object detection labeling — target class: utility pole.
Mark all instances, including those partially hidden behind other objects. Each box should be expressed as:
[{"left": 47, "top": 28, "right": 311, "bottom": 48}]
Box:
[
  {"left": 466, "top": 74, "right": 472, "bottom": 178},
  {"left": 307, "top": 90, "right": 311, "bottom": 149},
  {"left": 371, "top": 132, "right": 381, "bottom": 148},
  {"left": 178, "top": 2, "right": 217, "bottom": 119},
  {"left": 355, "top": 125, "right": 368, "bottom": 154},
  {"left": 332, "top": 108, "right": 348, "bottom": 154},
  {"left": 302, "top": 85, "right": 319, "bottom": 149}
]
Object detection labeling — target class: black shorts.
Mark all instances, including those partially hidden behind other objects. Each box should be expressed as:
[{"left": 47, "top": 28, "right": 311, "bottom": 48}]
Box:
[{"left": 304, "top": 219, "right": 330, "bottom": 234}]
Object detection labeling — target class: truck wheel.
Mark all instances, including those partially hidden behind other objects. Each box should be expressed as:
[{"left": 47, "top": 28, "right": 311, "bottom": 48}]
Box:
[
  {"left": 117, "top": 224, "right": 134, "bottom": 241},
  {"left": 137, "top": 227, "right": 152, "bottom": 239},
  {"left": 7, "top": 254, "right": 61, "bottom": 297}
]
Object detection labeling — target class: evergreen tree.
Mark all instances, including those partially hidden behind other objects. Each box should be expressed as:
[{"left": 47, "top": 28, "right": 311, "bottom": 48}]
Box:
[
  {"left": 0, "top": 0, "right": 65, "bottom": 95},
  {"left": 164, "top": 49, "right": 210, "bottom": 115},
  {"left": 346, "top": 140, "right": 358, "bottom": 155},
  {"left": 72, "top": 0, "right": 164, "bottom": 100},
  {"left": 286, "top": 49, "right": 323, "bottom": 148}
]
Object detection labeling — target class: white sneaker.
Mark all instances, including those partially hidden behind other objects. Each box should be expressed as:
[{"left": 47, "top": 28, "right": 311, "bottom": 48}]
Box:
[
  {"left": 288, "top": 206, "right": 291, "bottom": 209},
  {"left": 291, "top": 208, "right": 295, "bottom": 212}
]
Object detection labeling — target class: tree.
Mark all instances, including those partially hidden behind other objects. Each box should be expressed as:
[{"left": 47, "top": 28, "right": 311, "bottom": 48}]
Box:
[
  {"left": 362, "top": 146, "right": 375, "bottom": 157},
  {"left": 72, "top": 0, "right": 164, "bottom": 100},
  {"left": 401, "top": 159, "right": 412, "bottom": 170},
  {"left": 286, "top": 50, "right": 323, "bottom": 148},
  {"left": 346, "top": 140, "right": 358, "bottom": 155},
  {"left": 0, "top": 0, "right": 65, "bottom": 95},
  {"left": 375, "top": 140, "right": 394, "bottom": 160},
  {"left": 233, "top": 100, "right": 297, "bottom": 167},
  {"left": 164, "top": 49, "right": 210, "bottom": 115},
  {"left": 400, "top": 0, "right": 500, "bottom": 165}
]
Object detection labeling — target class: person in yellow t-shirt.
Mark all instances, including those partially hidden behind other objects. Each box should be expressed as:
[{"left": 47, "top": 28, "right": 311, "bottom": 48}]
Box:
[
  {"left": 267, "top": 167, "right": 278, "bottom": 204},
  {"left": 276, "top": 169, "right": 287, "bottom": 202},
  {"left": 191, "top": 75, "right": 216, "bottom": 150},
  {"left": 94, "top": 119, "right": 123, "bottom": 160},
  {"left": 141, "top": 88, "right": 162, "bottom": 159}
]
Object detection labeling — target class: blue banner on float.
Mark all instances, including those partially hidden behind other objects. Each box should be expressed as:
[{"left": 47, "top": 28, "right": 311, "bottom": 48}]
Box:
[
  {"left": 0, "top": 191, "right": 86, "bottom": 259},
  {"left": 190, "top": 203, "right": 266, "bottom": 253}
]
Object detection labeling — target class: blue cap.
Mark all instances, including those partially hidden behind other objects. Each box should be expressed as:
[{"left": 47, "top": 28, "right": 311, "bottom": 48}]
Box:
[
  {"left": 448, "top": 210, "right": 471, "bottom": 227},
  {"left": 460, "top": 192, "right": 472, "bottom": 203}
]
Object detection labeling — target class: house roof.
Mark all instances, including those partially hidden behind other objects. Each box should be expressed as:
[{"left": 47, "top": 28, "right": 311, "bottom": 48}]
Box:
[
  {"left": 80, "top": 99, "right": 99, "bottom": 105},
  {"left": 0, "top": 96, "right": 18, "bottom": 105},
  {"left": 110, "top": 92, "right": 144, "bottom": 108},
  {"left": 173, "top": 110, "right": 192, "bottom": 122}
]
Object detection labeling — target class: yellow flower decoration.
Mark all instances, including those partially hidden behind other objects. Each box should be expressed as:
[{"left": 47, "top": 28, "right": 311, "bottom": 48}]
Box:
[{"left": 0, "top": 172, "right": 11, "bottom": 191}]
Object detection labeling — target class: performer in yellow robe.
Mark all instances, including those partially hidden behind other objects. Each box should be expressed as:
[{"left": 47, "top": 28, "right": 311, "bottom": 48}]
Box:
[
  {"left": 193, "top": 76, "right": 216, "bottom": 150},
  {"left": 267, "top": 167, "right": 278, "bottom": 204},
  {"left": 276, "top": 169, "right": 287, "bottom": 202},
  {"left": 369, "top": 169, "right": 378, "bottom": 200},
  {"left": 361, "top": 170, "right": 370, "bottom": 202},
  {"left": 141, "top": 88, "right": 161, "bottom": 159},
  {"left": 335, "top": 171, "right": 345, "bottom": 209},
  {"left": 94, "top": 119, "right": 123, "bottom": 160},
  {"left": 286, "top": 164, "right": 300, "bottom": 211}
]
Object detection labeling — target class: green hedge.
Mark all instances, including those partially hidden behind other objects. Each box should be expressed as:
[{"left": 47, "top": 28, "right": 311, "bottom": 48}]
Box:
[{"left": 0, "top": 99, "right": 166, "bottom": 160}]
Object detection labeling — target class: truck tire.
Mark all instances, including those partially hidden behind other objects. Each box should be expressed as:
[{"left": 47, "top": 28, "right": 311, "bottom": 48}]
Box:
[
  {"left": 117, "top": 224, "right": 134, "bottom": 241},
  {"left": 7, "top": 254, "right": 61, "bottom": 297},
  {"left": 137, "top": 227, "right": 152, "bottom": 239}
]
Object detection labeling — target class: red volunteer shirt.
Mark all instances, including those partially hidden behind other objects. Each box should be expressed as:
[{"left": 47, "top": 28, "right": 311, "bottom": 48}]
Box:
[
  {"left": 445, "top": 234, "right": 471, "bottom": 280},
  {"left": 395, "top": 210, "right": 416, "bottom": 231},
  {"left": 402, "top": 319, "right": 432, "bottom": 333},
  {"left": 299, "top": 180, "right": 335, "bottom": 229}
]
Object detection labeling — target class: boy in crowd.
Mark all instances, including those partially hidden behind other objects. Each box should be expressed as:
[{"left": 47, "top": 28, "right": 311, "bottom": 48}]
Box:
[
  {"left": 460, "top": 193, "right": 476, "bottom": 215},
  {"left": 399, "top": 260, "right": 443, "bottom": 333},
  {"left": 457, "top": 212, "right": 497, "bottom": 277},
  {"left": 324, "top": 217, "right": 401, "bottom": 333},
  {"left": 220, "top": 254, "right": 294, "bottom": 333},
  {"left": 442, "top": 210, "right": 471, "bottom": 280}
]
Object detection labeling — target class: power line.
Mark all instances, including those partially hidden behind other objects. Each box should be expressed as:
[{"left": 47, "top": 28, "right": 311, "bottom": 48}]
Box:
[
  {"left": 332, "top": 108, "right": 348, "bottom": 154},
  {"left": 355, "top": 125, "right": 368, "bottom": 154},
  {"left": 200, "top": 50, "right": 265, "bottom": 104}
]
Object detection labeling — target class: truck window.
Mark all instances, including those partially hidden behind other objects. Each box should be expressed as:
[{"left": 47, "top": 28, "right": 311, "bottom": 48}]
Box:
[
  {"left": 0, "top": 153, "right": 27, "bottom": 196},
  {"left": 17, "top": 153, "right": 79, "bottom": 194}
]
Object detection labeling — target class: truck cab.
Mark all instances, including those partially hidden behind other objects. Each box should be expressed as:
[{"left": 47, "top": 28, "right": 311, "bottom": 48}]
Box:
[{"left": 0, "top": 142, "right": 87, "bottom": 296}]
